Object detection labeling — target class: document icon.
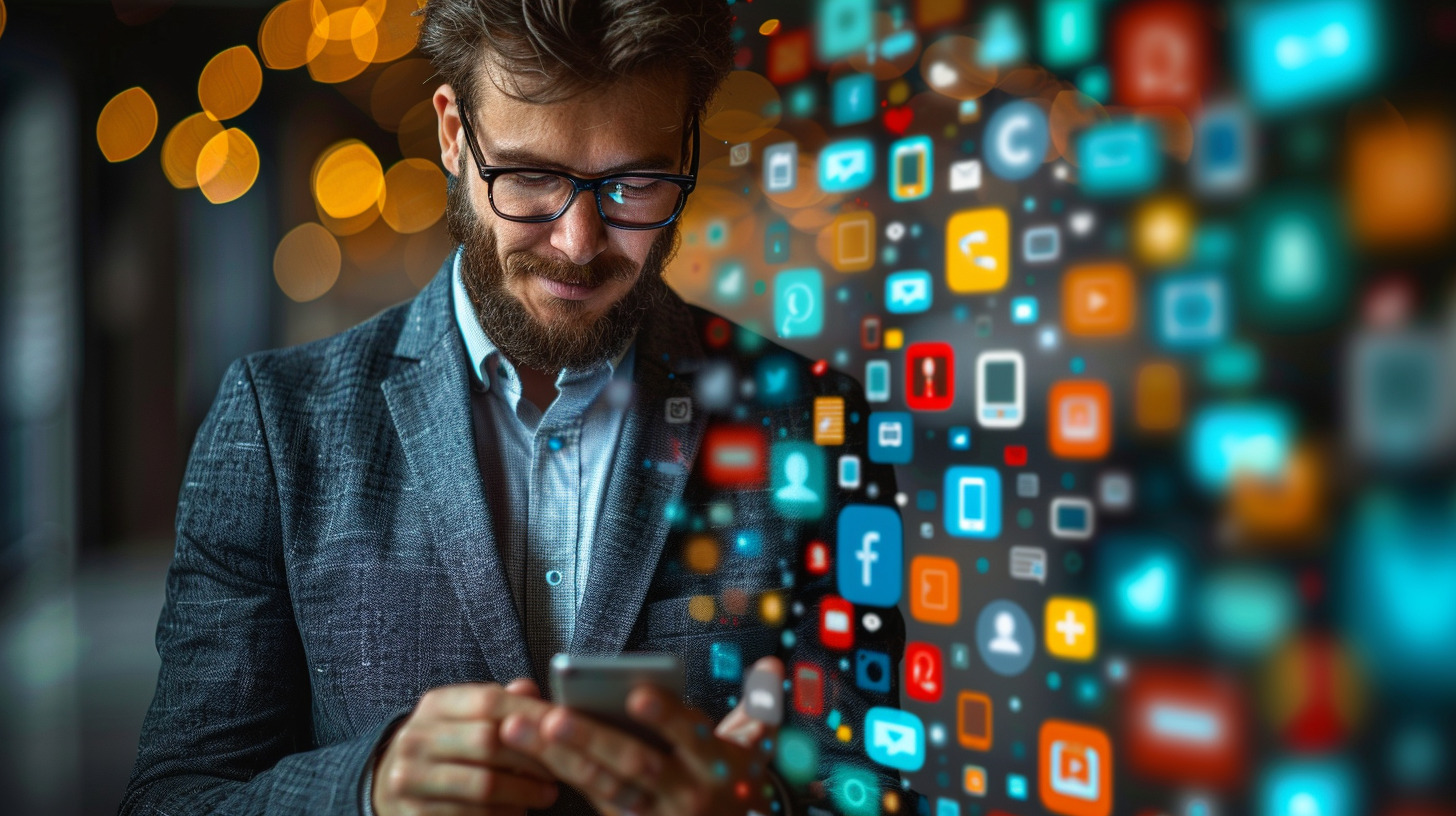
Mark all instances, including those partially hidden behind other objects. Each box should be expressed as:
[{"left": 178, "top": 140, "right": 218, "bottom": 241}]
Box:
[
  {"left": 1010, "top": 546, "right": 1047, "bottom": 584},
  {"left": 910, "top": 555, "right": 960, "bottom": 624},
  {"left": 813, "top": 397, "right": 845, "bottom": 445}
]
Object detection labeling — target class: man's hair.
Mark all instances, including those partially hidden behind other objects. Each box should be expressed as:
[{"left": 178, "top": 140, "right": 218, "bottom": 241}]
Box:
[{"left": 417, "top": 0, "right": 736, "bottom": 121}]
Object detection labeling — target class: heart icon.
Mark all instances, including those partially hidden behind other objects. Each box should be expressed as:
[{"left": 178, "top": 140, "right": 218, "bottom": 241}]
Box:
[
  {"left": 928, "top": 61, "right": 958, "bottom": 88},
  {"left": 884, "top": 107, "right": 913, "bottom": 135}
]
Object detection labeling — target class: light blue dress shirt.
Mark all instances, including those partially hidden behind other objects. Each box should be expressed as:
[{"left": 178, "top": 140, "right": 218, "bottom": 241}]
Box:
[{"left": 450, "top": 249, "right": 635, "bottom": 680}]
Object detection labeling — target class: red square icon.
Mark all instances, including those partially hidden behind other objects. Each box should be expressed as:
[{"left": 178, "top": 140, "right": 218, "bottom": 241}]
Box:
[
  {"left": 1110, "top": 0, "right": 1210, "bottom": 113},
  {"left": 805, "top": 540, "right": 830, "bottom": 576},
  {"left": 905, "top": 342, "right": 955, "bottom": 411},
  {"left": 1049, "top": 381, "right": 1112, "bottom": 459},
  {"left": 792, "top": 662, "right": 824, "bottom": 716},
  {"left": 819, "top": 596, "right": 854, "bottom": 651},
  {"left": 702, "top": 425, "right": 767, "bottom": 487},
  {"left": 767, "top": 30, "right": 811, "bottom": 85},
  {"left": 904, "top": 641, "right": 943, "bottom": 702},
  {"left": 1004, "top": 445, "right": 1028, "bottom": 466},
  {"left": 1125, "top": 666, "right": 1246, "bottom": 789}
]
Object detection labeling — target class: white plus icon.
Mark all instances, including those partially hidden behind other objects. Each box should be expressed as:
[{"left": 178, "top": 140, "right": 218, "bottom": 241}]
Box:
[
  {"left": 1055, "top": 609, "right": 1085, "bottom": 645},
  {"left": 856, "top": 533, "right": 880, "bottom": 586}
]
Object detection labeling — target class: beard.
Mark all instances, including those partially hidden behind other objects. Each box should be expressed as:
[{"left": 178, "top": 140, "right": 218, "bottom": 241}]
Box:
[{"left": 446, "top": 166, "right": 676, "bottom": 372}]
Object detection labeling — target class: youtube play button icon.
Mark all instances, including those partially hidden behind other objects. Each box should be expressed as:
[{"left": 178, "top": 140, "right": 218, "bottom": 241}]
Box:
[{"left": 1064, "top": 263, "right": 1135, "bottom": 336}]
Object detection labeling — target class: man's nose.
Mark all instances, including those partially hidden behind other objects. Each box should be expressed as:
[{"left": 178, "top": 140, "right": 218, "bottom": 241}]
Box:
[{"left": 548, "top": 189, "right": 610, "bottom": 267}]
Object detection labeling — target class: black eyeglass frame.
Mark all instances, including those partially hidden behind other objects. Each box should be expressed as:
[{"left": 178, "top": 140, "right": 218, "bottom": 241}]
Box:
[{"left": 456, "top": 101, "right": 700, "bottom": 231}]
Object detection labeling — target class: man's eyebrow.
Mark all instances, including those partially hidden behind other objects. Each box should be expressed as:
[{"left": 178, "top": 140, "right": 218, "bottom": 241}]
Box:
[{"left": 483, "top": 144, "right": 678, "bottom": 176}]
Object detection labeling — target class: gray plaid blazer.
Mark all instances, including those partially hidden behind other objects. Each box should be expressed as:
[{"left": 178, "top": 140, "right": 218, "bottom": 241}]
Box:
[{"left": 122, "top": 258, "right": 905, "bottom": 814}]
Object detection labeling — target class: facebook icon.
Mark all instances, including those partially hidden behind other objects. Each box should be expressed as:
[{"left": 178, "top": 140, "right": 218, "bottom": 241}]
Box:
[{"left": 836, "top": 504, "right": 903, "bottom": 607}]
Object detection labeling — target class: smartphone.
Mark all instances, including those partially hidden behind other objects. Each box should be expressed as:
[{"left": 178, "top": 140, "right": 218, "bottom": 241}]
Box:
[
  {"left": 975, "top": 349, "right": 1025, "bottom": 429},
  {"left": 549, "top": 653, "right": 684, "bottom": 750}
]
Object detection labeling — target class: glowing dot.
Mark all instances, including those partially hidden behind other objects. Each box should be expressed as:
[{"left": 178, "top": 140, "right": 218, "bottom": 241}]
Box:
[
  {"left": 196, "top": 127, "right": 260, "bottom": 204},
  {"left": 313, "top": 140, "right": 384, "bottom": 219},
  {"left": 835, "top": 725, "right": 852, "bottom": 742},
  {"left": 198, "top": 46, "right": 263, "bottom": 121},
  {"left": 160, "top": 112, "right": 224, "bottom": 189},
  {"left": 758, "top": 591, "right": 784, "bottom": 625},
  {"left": 684, "top": 535, "right": 720, "bottom": 574},
  {"left": 273, "top": 222, "right": 341, "bottom": 302},
  {"left": 758, "top": 19, "right": 780, "bottom": 36},
  {"left": 688, "top": 595, "right": 716, "bottom": 622},
  {"left": 882, "top": 790, "right": 901, "bottom": 813},
  {"left": 96, "top": 87, "right": 158, "bottom": 163}
]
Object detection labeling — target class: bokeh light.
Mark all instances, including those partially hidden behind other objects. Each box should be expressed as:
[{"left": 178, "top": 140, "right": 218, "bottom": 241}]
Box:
[
  {"left": 305, "top": 4, "right": 378, "bottom": 83},
  {"left": 312, "top": 139, "right": 384, "bottom": 219},
  {"left": 160, "top": 112, "right": 225, "bottom": 189},
  {"left": 96, "top": 87, "right": 158, "bottom": 162},
  {"left": 258, "top": 0, "right": 313, "bottom": 70},
  {"left": 273, "top": 221, "right": 341, "bottom": 302},
  {"left": 196, "top": 127, "right": 260, "bottom": 204},
  {"left": 198, "top": 45, "right": 263, "bottom": 122},
  {"left": 379, "top": 158, "right": 446, "bottom": 234}
]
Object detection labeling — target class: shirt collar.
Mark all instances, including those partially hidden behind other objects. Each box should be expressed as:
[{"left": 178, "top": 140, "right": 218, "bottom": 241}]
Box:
[{"left": 450, "top": 246, "right": 635, "bottom": 400}]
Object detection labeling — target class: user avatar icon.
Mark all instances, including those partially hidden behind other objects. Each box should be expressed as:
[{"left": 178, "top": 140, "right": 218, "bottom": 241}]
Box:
[
  {"left": 975, "top": 599, "right": 1034, "bottom": 676},
  {"left": 776, "top": 452, "right": 819, "bottom": 503}
]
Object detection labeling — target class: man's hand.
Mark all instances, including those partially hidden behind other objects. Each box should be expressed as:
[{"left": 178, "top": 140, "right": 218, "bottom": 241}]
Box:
[
  {"left": 499, "top": 657, "right": 785, "bottom": 816},
  {"left": 373, "top": 678, "right": 561, "bottom": 816}
]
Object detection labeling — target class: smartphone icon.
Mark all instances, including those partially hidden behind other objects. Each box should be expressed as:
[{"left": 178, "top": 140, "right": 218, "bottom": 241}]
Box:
[
  {"left": 890, "top": 136, "right": 932, "bottom": 201},
  {"left": 958, "top": 476, "right": 987, "bottom": 532},
  {"left": 764, "top": 142, "right": 797, "bottom": 192},
  {"left": 944, "top": 466, "right": 1001, "bottom": 539},
  {"left": 793, "top": 662, "right": 823, "bottom": 716},
  {"left": 838, "top": 454, "right": 862, "bottom": 489},
  {"left": 865, "top": 360, "right": 891, "bottom": 403},
  {"left": 860, "top": 315, "right": 882, "bottom": 349},
  {"left": 975, "top": 350, "right": 1025, "bottom": 429}
]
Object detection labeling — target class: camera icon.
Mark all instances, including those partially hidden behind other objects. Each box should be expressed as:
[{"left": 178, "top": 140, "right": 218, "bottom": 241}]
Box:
[
  {"left": 855, "top": 648, "right": 891, "bottom": 693},
  {"left": 665, "top": 396, "right": 693, "bottom": 424}
]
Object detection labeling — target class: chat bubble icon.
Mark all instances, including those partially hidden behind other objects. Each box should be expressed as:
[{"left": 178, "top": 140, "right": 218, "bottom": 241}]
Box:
[
  {"left": 1010, "top": 545, "right": 1047, "bottom": 584},
  {"left": 873, "top": 720, "right": 919, "bottom": 755}
]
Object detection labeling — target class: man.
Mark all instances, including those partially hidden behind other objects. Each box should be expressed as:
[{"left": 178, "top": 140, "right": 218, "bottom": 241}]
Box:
[{"left": 123, "top": 1, "right": 906, "bottom": 814}]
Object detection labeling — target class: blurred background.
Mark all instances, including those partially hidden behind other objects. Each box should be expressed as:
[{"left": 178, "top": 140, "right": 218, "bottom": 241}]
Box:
[{"left": 2, "top": 0, "right": 1455, "bottom": 814}]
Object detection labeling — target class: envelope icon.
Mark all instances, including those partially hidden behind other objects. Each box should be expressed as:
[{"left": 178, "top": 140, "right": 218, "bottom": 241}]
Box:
[
  {"left": 950, "top": 159, "right": 982, "bottom": 192},
  {"left": 824, "top": 609, "right": 850, "bottom": 632},
  {"left": 873, "top": 720, "right": 918, "bottom": 755}
]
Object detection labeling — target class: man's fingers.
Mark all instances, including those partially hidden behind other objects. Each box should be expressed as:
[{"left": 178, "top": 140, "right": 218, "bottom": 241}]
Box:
[
  {"left": 714, "top": 705, "right": 767, "bottom": 749},
  {"left": 504, "top": 678, "right": 540, "bottom": 699},
  {"left": 382, "top": 762, "right": 558, "bottom": 808},
  {"left": 417, "top": 683, "right": 553, "bottom": 722},
  {"left": 624, "top": 687, "right": 723, "bottom": 781},
  {"left": 397, "top": 721, "right": 554, "bottom": 780},
  {"left": 535, "top": 707, "right": 667, "bottom": 782}
]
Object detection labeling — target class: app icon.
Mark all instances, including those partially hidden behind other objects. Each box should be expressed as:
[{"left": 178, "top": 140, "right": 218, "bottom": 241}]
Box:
[
  {"left": 837, "top": 454, "right": 862, "bottom": 490},
  {"left": 1188, "top": 403, "right": 1292, "bottom": 491},
  {"left": 1155, "top": 272, "right": 1228, "bottom": 348},
  {"left": 1011, "top": 295, "right": 1038, "bottom": 324},
  {"left": 710, "top": 641, "right": 742, "bottom": 681},
  {"left": 904, "top": 642, "right": 943, "bottom": 702},
  {"left": 864, "top": 360, "right": 891, "bottom": 402},
  {"left": 860, "top": 316, "right": 882, "bottom": 350},
  {"left": 984, "top": 100, "right": 1049, "bottom": 180},
  {"left": 836, "top": 504, "right": 903, "bottom": 607},
  {"left": 1022, "top": 224, "right": 1060, "bottom": 262},
  {"left": 1110, "top": 0, "right": 1209, "bottom": 111},
  {"left": 946, "top": 207, "right": 1010, "bottom": 293},
  {"left": 1039, "top": 720, "right": 1112, "bottom": 816},
  {"left": 1063, "top": 263, "right": 1135, "bottom": 336},
  {"left": 819, "top": 597, "right": 854, "bottom": 651},
  {"left": 1125, "top": 666, "right": 1246, "bottom": 788},
  {"left": 728, "top": 142, "right": 750, "bottom": 167},
  {"left": 702, "top": 426, "right": 766, "bottom": 487},
  {"left": 770, "top": 441, "right": 825, "bottom": 520},
  {"left": 890, "top": 136, "right": 933, "bottom": 201},
  {"left": 826, "top": 210, "right": 876, "bottom": 272},
  {"left": 763, "top": 141, "right": 798, "bottom": 192},
  {"left": 1259, "top": 758, "right": 1357, "bottom": 816},
  {"left": 885, "top": 270, "right": 933, "bottom": 314},
  {"left": 817, "top": 0, "right": 874, "bottom": 61},
  {"left": 773, "top": 268, "right": 823, "bottom": 339},
  {"left": 832, "top": 73, "right": 876, "bottom": 126},
  {"left": 869, "top": 412, "right": 914, "bottom": 464},
  {"left": 949, "top": 426, "right": 971, "bottom": 450},
  {"left": 1242, "top": 191, "right": 1347, "bottom": 329},
  {"left": 854, "top": 648, "right": 891, "bottom": 693},
  {"left": 1010, "top": 545, "right": 1048, "bottom": 584},
  {"left": 910, "top": 555, "right": 960, "bottom": 625},
  {"left": 905, "top": 342, "right": 955, "bottom": 411},
  {"left": 979, "top": 6, "right": 1027, "bottom": 67},
  {"left": 805, "top": 540, "right": 830, "bottom": 576},
  {"left": 793, "top": 661, "right": 825, "bottom": 714},
  {"left": 944, "top": 466, "right": 1001, "bottom": 539},
  {"left": 949, "top": 158, "right": 982, "bottom": 191},
  {"left": 1049, "top": 380, "right": 1112, "bottom": 459},
  {"left": 956, "top": 690, "right": 993, "bottom": 751},
  {"left": 963, "top": 765, "right": 987, "bottom": 796},
  {"left": 744, "top": 662, "right": 784, "bottom": 726},
  {"left": 1045, "top": 597, "right": 1097, "bottom": 661},
  {"left": 1077, "top": 120, "right": 1161, "bottom": 195},
  {"left": 1042, "top": 0, "right": 1098, "bottom": 68},
  {"left": 1050, "top": 497, "right": 1096, "bottom": 539},
  {"left": 975, "top": 599, "right": 1034, "bottom": 676},
  {"left": 814, "top": 396, "right": 845, "bottom": 445},
  {"left": 664, "top": 396, "right": 692, "bottom": 424},
  {"left": 713, "top": 261, "right": 745, "bottom": 305},
  {"left": 975, "top": 350, "right": 1025, "bottom": 428},
  {"left": 1099, "top": 536, "right": 1185, "bottom": 637},
  {"left": 1237, "top": 0, "right": 1379, "bottom": 111},
  {"left": 819, "top": 139, "right": 875, "bottom": 192},
  {"left": 1135, "top": 361, "right": 1183, "bottom": 431},
  {"left": 1008, "top": 773, "right": 1029, "bottom": 800},
  {"left": 767, "top": 29, "right": 810, "bottom": 85},
  {"left": 1193, "top": 102, "right": 1255, "bottom": 196},
  {"left": 865, "top": 707, "right": 925, "bottom": 772},
  {"left": 764, "top": 218, "right": 791, "bottom": 263}
]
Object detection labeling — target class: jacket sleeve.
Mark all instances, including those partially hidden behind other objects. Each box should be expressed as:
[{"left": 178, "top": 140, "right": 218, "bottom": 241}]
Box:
[{"left": 120, "top": 357, "right": 393, "bottom": 816}]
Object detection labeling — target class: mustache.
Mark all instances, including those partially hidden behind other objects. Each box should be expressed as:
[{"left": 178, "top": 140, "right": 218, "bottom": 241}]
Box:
[{"left": 505, "top": 249, "right": 638, "bottom": 289}]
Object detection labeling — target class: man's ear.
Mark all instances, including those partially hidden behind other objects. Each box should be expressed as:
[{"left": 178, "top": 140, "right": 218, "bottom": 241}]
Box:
[{"left": 434, "top": 84, "right": 461, "bottom": 175}]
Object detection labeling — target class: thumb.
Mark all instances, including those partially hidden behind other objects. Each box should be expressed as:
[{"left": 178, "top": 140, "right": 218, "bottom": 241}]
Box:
[
  {"left": 505, "top": 677, "right": 542, "bottom": 698},
  {"left": 716, "top": 656, "right": 785, "bottom": 746}
]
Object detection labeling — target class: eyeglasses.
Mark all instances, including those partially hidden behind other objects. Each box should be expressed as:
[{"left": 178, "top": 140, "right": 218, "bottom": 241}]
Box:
[{"left": 456, "top": 101, "right": 699, "bottom": 231}]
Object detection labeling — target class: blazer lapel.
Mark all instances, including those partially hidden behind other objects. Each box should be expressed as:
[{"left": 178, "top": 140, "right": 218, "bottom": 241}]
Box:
[
  {"left": 381, "top": 259, "right": 534, "bottom": 684},
  {"left": 569, "top": 292, "right": 708, "bottom": 656}
]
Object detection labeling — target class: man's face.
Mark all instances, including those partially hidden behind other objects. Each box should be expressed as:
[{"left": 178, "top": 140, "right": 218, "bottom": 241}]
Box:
[{"left": 437, "top": 70, "right": 688, "bottom": 372}]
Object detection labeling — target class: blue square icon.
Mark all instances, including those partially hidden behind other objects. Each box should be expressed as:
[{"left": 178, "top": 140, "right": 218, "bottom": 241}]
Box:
[
  {"left": 837, "top": 504, "right": 903, "bottom": 607},
  {"left": 1260, "top": 757, "right": 1358, "bottom": 816},
  {"left": 756, "top": 355, "right": 799, "bottom": 405},
  {"left": 709, "top": 641, "right": 741, "bottom": 682},
  {"left": 770, "top": 441, "right": 826, "bottom": 520},
  {"left": 1077, "top": 120, "right": 1161, "bottom": 195},
  {"left": 935, "top": 798, "right": 961, "bottom": 816},
  {"left": 864, "top": 707, "right": 924, "bottom": 772},
  {"left": 733, "top": 530, "right": 763, "bottom": 557},
  {"left": 1011, "top": 296, "right": 1038, "bottom": 324},
  {"left": 819, "top": 138, "right": 875, "bottom": 192},
  {"left": 1156, "top": 272, "right": 1230, "bottom": 349},
  {"left": 773, "top": 268, "right": 823, "bottom": 339},
  {"left": 885, "top": 270, "right": 933, "bottom": 314},
  {"left": 1188, "top": 403, "right": 1293, "bottom": 492},
  {"left": 944, "top": 466, "right": 1001, "bottom": 539},
  {"left": 832, "top": 73, "right": 875, "bottom": 126},
  {"left": 854, "top": 648, "right": 892, "bottom": 693},
  {"left": 1098, "top": 535, "right": 1187, "bottom": 638},
  {"left": 1007, "top": 772, "right": 1028, "bottom": 800},
  {"left": 1238, "top": 0, "right": 1379, "bottom": 112},
  {"left": 949, "top": 426, "right": 971, "bottom": 450},
  {"left": 817, "top": 0, "right": 874, "bottom": 61},
  {"left": 868, "top": 412, "right": 914, "bottom": 464}
]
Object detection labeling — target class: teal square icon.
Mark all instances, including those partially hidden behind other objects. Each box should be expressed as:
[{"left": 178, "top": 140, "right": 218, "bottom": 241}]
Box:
[
  {"left": 771, "top": 441, "right": 826, "bottom": 520},
  {"left": 773, "top": 268, "right": 824, "bottom": 339}
]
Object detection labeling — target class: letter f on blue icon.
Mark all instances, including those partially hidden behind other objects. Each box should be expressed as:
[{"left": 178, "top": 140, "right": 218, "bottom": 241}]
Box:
[{"left": 837, "top": 504, "right": 902, "bottom": 607}]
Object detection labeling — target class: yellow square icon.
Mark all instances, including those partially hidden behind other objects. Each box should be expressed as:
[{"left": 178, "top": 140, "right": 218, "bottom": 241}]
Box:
[
  {"left": 962, "top": 764, "right": 987, "bottom": 797},
  {"left": 884, "top": 328, "right": 904, "bottom": 350},
  {"left": 813, "top": 397, "right": 845, "bottom": 445},
  {"left": 945, "top": 207, "right": 1009, "bottom": 293},
  {"left": 1044, "top": 597, "right": 1097, "bottom": 661}
]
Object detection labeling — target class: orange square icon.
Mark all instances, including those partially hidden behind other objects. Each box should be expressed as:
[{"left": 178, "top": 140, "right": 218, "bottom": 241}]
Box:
[
  {"left": 1064, "top": 263, "right": 1135, "bottom": 336},
  {"left": 962, "top": 764, "right": 988, "bottom": 797},
  {"left": 1135, "top": 361, "right": 1182, "bottom": 432},
  {"left": 909, "top": 555, "right": 960, "bottom": 625},
  {"left": 818, "top": 211, "right": 876, "bottom": 272},
  {"left": 957, "top": 690, "right": 993, "bottom": 751},
  {"left": 813, "top": 397, "right": 845, "bottom": 445},
  {"left": 1049, "top": 380, "right": 1112, "bottom": 459},
  {"left": 1040, "top": 720, "right": 1112, "bottom": 816}
]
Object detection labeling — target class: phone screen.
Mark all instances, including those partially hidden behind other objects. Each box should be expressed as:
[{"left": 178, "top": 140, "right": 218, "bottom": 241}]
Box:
[
  {"left": 898, "top": 150, "right": 922, "bottom": 188},
  {"left": 985, "top": 361, "right": 1018, "bottom": 403}
]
